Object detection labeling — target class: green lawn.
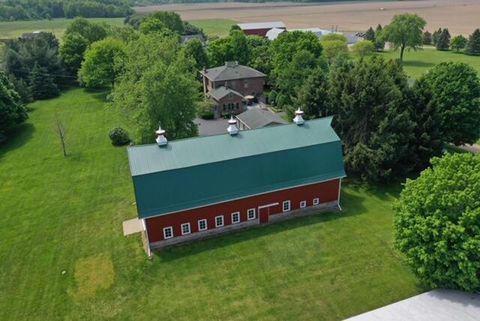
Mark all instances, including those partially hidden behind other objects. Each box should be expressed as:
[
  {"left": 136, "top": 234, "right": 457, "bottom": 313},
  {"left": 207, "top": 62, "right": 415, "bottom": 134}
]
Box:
[
  {"left": 0, "top": 89, "right": 421, "bottom": 320},
  {"left": 189, "top": 19, "right": 237, "bottom": 38},
  {"left": 379, "top": 46, "right": 480, "bottom": 78},
  {"left": 0, "top": 18, "right": 125, "bottom": 39}
]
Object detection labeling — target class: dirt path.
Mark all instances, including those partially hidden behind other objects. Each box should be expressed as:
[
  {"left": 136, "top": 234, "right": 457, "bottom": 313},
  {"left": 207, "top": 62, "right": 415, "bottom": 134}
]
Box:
[{"left": 135, "top": 0, "right": 480, "bottom": 34}]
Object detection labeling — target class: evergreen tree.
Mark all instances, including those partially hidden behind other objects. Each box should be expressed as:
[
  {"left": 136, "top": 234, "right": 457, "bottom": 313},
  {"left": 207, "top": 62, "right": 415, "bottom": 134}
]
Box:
[
  {"left": 375, "top": 24, "right": 385, "bottom": 51},
  {"left": 423, "top": 31, "right": 432, "bottom": 45},
  {"left": 327, "top": 56, "right": 415, "bottom": 182},
  {"left": 432, "top": 28, "right": 442, "bottom": 45},
  {"left": 466, "top": 28, "right": 480, "bottom": 56},
  {"left": 29, "top": 63, "right": 59, "bottom": 100},
  {"left": 0, "top": 71, "right": 28, "bottom": 142},
  {"left": 364, "top": 27, "right": 375, "bottom": 42},
  {"left": 294, "top": 67, "right": 329, "bottom": 119},
  {"left": 436, "top": 28, "right": 451, "bottom": 51}
]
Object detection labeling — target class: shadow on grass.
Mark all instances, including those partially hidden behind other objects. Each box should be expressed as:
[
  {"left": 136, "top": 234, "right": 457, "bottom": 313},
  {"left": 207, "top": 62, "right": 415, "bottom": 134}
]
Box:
[
  {"left": 85, "top": 89, "right": 110, "bottom": 102},
  {"left": 0, "top": 123, "right": 35, "bottom": 160},
  {"left": 154, "top": 188, "right": 368, "bottom": 261}
]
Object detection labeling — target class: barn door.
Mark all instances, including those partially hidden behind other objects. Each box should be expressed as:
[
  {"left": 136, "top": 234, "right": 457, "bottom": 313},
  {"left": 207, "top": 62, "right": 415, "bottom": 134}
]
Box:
[{"left": 259, "top": 207, "right": 269, "bottom": 224}]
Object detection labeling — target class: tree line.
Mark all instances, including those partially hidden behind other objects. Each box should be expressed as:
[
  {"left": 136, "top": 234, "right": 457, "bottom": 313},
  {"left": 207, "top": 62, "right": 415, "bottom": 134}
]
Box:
[{"left": 0, "top": 0, "right": 132, "bottom": 21}]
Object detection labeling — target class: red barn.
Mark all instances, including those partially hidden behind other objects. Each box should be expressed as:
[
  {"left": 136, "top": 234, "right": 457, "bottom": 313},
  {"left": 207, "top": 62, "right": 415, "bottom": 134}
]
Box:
[
  {"left": 237, "top": 21, "right": 286, "bottom": 37},
  {"left": 127, "top": 113, "right": 345, "bottom": 251}
]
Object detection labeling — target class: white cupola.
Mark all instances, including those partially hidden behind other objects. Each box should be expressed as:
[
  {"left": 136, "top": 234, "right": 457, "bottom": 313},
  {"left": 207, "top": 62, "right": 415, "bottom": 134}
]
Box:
[
  {"left": 155, "top": 125, "right": 168, "bottom": 146},
  {"left": 227, "top": 116, "right": 239, "bottom": 136},
  {"left": 293, "top": 108, "right": 305, "bottom": 126}
]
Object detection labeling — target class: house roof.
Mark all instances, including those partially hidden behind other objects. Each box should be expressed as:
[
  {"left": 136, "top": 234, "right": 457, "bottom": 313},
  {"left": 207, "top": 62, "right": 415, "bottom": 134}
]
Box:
[
  {"left": 127, "top": 117, "right": 345, "bottom": 219},
  {"left": 208, "top": 86, "right": 244, "bottom": 101},
  {"left": 266, "top": 27, "right": 286, "bottom": 40},
  {"left": 238, "top": 21, "right": 286, "bottom": 30},
  {"left": 236, "top": 108, "right": 287, "bottom": 129},
  {"left": 201, "top": 62, "right": 266, "bottom": 82}
]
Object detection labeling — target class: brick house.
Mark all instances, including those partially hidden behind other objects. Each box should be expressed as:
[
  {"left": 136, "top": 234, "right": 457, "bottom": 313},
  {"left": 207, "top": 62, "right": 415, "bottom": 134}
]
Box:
[
  {"left": 201, "top": 62, "right": 266, "bottom": 118},
  {"left": 127, "top": 113, "right": 346, "bottom": 252}
]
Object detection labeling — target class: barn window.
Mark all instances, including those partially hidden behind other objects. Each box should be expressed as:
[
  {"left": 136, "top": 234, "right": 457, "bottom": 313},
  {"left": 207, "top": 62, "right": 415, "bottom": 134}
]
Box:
[
  {"left": 247, "top": 208, "right": 256, "bottom": 220},
  {"left": 282, "top": 200, "right": 291, "bottom": 212},
  {"left": 163, "top": 226, "right": 174, "bottom": 239},
  {"left": 300, "top": 201, "right": 307, "bottom": 208},
  {"left": 231, "top": 212, "right": 240, "bottom": 224},
  {"left": 198, "top": 219, "right": 207, "bottom": 231},
  {"left": 181, "top": 223, "right": 191, "bottom": 235},
  {"left": 313, "top": 198, "right": 320, "bottom": 206},
  {"left": 215, "top": 215, "right": 224, "bottom": 227}
]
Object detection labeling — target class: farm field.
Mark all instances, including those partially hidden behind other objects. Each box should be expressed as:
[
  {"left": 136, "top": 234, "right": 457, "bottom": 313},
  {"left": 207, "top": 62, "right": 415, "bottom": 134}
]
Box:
[
  {"left": 378, "top": 47, "right": 480, "bottom": 79},
  {"left": 189, "top": 19, "right": 236, "bottom": 37},
  {"left": 0, "top": 89, "right": 421, "bottom": 320},
  {"left": 137, "top": 0, "right": 480, "bottom": 35},
  {"left": 0, "top": 18, "right": 125, "bottom": 39}
]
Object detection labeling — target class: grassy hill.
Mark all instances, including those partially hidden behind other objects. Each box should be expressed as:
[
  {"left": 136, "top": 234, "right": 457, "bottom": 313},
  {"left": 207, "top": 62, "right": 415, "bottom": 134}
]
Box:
[{"left": 0, "top": 89, "right": 421, "bottom": 320}]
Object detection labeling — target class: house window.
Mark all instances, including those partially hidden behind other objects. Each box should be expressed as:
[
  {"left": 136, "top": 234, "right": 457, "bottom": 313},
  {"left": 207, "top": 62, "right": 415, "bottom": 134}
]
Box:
[
  {"left": 215, "top": 215, "right": 224, "bottom": 227},
  {"left": 313, "top": 198, "right": 320, "bottom": 206},
  {"left": 163, "top": 226, "right": 173, "bottom": 239},
  {"left": 232, "top": 212, "right": 240, "bottom": 224},
  {"left": 300, "top": 201, "right": 307, "bottom": 208},
  {"left": 283, "top": 200, "right": 291, "bottom": 212},
  {"left": 181, "top": 223, "right": 191, "bottom": 235},
  {"left": 247, "top": 208, "right": 256, "bottom": 220},
  {"left": 223, "top": 104, "right": 226, "bottom": 111}
]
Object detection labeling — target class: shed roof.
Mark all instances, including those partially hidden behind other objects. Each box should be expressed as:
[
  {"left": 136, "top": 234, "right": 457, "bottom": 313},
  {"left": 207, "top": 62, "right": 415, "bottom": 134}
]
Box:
[
  {"left": 208, "top": 86, "right": 244, "bottom": 101},
  {"left": 236, "top": 108, "right": 287, "bottom": 129},
  {"left": 201, "top": 62, "right": 266, "bottom": 82},
  {"left": 127, "top": 117, "right": 345, "bottom": 218},
  {"left": 238, "top": 21, "right": 286, "bottom": 30}
]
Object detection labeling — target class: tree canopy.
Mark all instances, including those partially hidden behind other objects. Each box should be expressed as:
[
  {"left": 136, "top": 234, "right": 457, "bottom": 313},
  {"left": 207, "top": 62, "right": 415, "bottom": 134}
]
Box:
[
  {"left": 466, "top": 29, "right": 480, "bottom": 56},
  {"left": 0, "top": 71, "right": 28, "bottom": 143},
  {"left": 422, "top": 62, "right": 480, "bottom": 145},
  {"left": 381, "top": 13, "right": 426, "bottom": 63},
  {"left": 395, "top": 153, "right": 480, "bottom": 292},
  {"left": 450, "top": 35, "right": 468, "bottom": 52}
]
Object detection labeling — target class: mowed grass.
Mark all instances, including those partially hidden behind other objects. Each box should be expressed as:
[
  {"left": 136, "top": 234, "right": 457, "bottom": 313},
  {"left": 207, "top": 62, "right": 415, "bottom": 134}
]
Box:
[
  {"left": 189, "top": 19, "right": 237, "bottom": 38},
  {"left": 379, "top": 46, "right": 480, "bottom": 78},
  {"left": 0, "top": 18, "right": 125, "bottom": 39},
  {"left": 0, "top": 89, "right": 421, "bottom": 320}
]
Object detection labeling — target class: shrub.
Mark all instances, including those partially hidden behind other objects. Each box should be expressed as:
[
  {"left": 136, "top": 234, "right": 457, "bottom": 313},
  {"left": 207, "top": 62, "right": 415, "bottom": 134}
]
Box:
[
  {"left": 197, "top": 100, "right": 215, "bottom": 120},
  {"left": 351, "top": 40, "right": 375, "bottom": 57},
  {"left": 109, "top": 127, "right": 130, "bottom": 146}
]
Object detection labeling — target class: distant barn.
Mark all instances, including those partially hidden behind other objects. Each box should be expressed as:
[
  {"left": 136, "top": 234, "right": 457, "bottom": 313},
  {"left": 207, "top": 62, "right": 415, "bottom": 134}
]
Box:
[{"left": 237, "top": 21, "right": 286, "bottom": 37}]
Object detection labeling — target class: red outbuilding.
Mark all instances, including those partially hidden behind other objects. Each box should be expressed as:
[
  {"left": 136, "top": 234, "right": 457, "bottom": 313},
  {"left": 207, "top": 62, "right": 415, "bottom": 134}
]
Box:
[
  {"left": 237, "top": 21, "right": 286, "bottom": 37},
  {"left": 127, "top": 112, "right": 346, "bottom": 251}
]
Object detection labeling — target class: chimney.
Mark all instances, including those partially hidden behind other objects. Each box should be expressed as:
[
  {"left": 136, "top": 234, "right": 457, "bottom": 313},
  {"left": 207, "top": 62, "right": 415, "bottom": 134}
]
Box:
[
  {"left": 227, "top": 116, "right": 239, "bottom": 136},
  {"left": 155, "top": 125, "right": 168, "bottom": 146},
  {"left": 293, "top": 108, "right": 305, "bottom": 126}
]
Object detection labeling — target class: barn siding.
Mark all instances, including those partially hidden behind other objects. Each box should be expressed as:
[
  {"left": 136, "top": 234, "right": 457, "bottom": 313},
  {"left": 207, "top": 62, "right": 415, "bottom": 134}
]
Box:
[{"left": 145, "top": 178, "right": 340, "bottom": 244}]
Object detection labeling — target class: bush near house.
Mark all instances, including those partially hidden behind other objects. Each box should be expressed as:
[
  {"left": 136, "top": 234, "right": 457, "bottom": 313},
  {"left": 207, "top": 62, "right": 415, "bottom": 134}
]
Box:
[{"left": 109, "top": 127, "right": 130, "bottom": 146}]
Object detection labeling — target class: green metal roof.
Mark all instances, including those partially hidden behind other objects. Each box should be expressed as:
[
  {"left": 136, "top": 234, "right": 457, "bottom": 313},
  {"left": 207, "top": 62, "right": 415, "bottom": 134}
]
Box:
[{"left": 127, "top": 117, "right": 346, "bottom": 219}]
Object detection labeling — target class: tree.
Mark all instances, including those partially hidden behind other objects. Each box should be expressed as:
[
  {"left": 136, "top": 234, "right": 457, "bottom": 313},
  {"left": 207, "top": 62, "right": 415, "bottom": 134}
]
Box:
[
  {"left": 182, "top": 38, "right": 208, "bottom": 70},
  {"left": 148, "top": 11, "right": 184, "bottom": 34},
  {"left": 320, "top": 40, "right": 348, "bottom": 60},
  {"left": 207, "top": 31, "right": 250, "bottom": 67},
  {"left": 64, "top": 17, "right": 107, "bottom": 44},
  {"left": 294, "top": 67, "right": 329, "bottom": 119},
  {"left": 408, "top": 77, "right": 444, "bottom": 170},
  {"left": 139, "top": 17, "right": 166, "bottom": 35},
  {"left": 111, "top": 33, "right": 198, "bottom": 143},
  {"left": 0, "top": 71, "right": 28, "bottom": 142},
  {"left": 53, "top": 112, "right": 67, "bottom": 157},
  {"left": 436, "top": 28, "right": 451, "bottom": 51},
  {"left": 432, "top": 28, "right": 442, "bottom": 46},
  {"left": 351, "top": 40, "right": 375, "bottom": 57},
  {"left": 60, "top": 32, "right": 89, "bottom": 75},
  {"left": 450, "top": 35, "right": 468, "bottom": 52},
  {"left": 375, "top": 24, "right": 385, "bottom": 51},
  {"left": 29, "top": 63, "right": 59, "bottom": 100},
  {"left": 423, "top": 31, "right": 432, "bottom": 45},
  {"left": 246, "top": 36, "right": 271, "bottom": 74},
  {"left": 422, "top": 62, "right": 480, "bottom": 145},
  {"left": 395, "top": 153, "right": 480, "bottom": 292},
  {"left": 382, "top": 13, "right": 426, "bottom": 63},
  {"left": 364, "top": 27, "right": 375, "bottom": 42},
  {"left": 327, "top": 56, "right": 415, "bottom": 182},
  {"left": 465, "top": 29, "right": 480, "bottom": 56},
  {"left": 79, "top": 38, "right": 126, "bottom": 89},
  {"left": 229, "top": 30, "right": 250, "bottom": 65}
]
